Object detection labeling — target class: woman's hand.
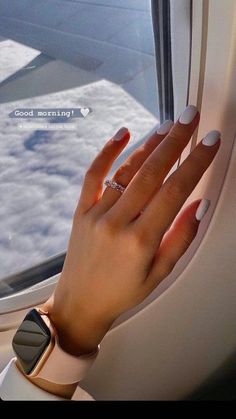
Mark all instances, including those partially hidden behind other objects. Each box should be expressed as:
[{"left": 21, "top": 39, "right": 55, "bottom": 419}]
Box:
[{"left": 43, "top": 105, "right": 221, "bottom": 357}]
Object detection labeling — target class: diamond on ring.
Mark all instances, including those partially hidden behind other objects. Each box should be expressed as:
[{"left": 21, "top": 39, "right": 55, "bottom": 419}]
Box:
[{"left": 104, "top": 179, "right": 126, "bottom": 193}]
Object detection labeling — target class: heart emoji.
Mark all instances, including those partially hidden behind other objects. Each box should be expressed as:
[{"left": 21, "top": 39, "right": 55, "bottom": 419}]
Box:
[{"left": 80, "top": 108, "right": 90, "bottom": 118}]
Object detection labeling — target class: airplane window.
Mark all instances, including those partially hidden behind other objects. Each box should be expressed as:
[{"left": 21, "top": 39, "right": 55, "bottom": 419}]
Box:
[{"left": 0, "top": 0, "right": 174, "bottom": 296}]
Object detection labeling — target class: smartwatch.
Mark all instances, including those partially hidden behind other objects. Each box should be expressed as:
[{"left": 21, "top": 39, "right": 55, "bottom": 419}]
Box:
[{"left": 12, "top": 308, "right": 99, "bottom": 385}]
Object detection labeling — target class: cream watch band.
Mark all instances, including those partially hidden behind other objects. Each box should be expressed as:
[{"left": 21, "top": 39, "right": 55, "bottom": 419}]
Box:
[
  {"left": 37, "top": 335, "right": 99, "bottom": 384},
  {"left": 35, "top": 311, "right": 99, "bottom": 385}
]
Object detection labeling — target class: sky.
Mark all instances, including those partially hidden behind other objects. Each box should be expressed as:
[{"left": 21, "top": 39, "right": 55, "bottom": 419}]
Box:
[{"left": 0, "top": 37, "right": 159, "bottom": 280}]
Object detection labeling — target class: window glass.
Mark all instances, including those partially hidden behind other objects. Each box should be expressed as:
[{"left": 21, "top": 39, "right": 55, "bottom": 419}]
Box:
[{"left": 0, "top": 0, "right": 159, "bottom": 280}]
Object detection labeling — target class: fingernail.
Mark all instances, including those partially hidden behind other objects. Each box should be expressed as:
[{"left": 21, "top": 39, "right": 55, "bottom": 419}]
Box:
[
  {"left": 202, "top": 130, "right": 221, "bottom": 146},
  {"left": 195, "top": 199, "right": 210, "bottom": 221},
  {"left": 112, "top": 127, "right": 129, "bottom": 141},
  {"left": 156, "top": 120, "right": 174, "bottom": 135},
  {"left": 179, "top": 105, "right": 198, "bottom": 124}
]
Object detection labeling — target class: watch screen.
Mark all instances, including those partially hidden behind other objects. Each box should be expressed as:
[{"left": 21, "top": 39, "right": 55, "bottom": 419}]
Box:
[{"left": 12, "top": 309, "right": 51, "bottom": 375}]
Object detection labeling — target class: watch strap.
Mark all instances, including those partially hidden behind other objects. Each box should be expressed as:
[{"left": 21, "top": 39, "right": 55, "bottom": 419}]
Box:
[{"left": 36, "top": 335, "right": 99, "bottom": 384}]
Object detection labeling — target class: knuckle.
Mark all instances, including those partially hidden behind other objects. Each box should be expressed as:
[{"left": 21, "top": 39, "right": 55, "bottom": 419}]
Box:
[
  {"left": 140, "top": 163, "right": 158, "bottom": 184},
  {"left": 167, "top": 131, "right": 184, "bottom": 147},
  {"left": 85, "top": 167, "right": 96, "bottom": 180},
  {"left": 181, "top": 224, "right": 197, "bottom": 247},
  {"left": 164, "top": 178, "right": 186, "bottom": 201},
  {"left": 134, "top": 230, "right": 149, "bottom": 246},
  {"left": 181, "top": 231, "right": 193, "bottom": 248},
  {"left": 132, "top": 227, "right": 154, "bottom": 250},
  {"left": 96, "top": 214, "right": 117, "bottom": 235},
  {"left": 85, "top": 146, "right": 112, "bottom": 178},
  {"left": 159, "top": 259, "right": 175, "bottom": 278},
  {"left": 115, "top": 163, "right": 130, "bottom": 184},
  {"left": 190, "top": 152, "right": 207, "bottom": 172},
  {"left": 168, "top": 132, "right": 182, "bottom": 143},
  {"left": 84, "top": 163, "right": 102, "bottom": 182},
  {"left": 101, "top": 145, "right": 112, "bottom": 159}
]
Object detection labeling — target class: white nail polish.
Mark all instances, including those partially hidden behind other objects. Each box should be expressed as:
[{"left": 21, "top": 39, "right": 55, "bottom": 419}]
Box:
[
  {"left": 195, "top": 199, "right": 210, "bottom": 221},
  {"left": 179, "top": 105, "right": 198, "bottom": 124},
  {"left": 113, "top": 127, "right": 129, "bottom": 141},
  {"left": 156, "top": 120, "right": 174, "bottom": 135},
  {"left": 202, "top": 130, "right": 221, "bottom": 146}
]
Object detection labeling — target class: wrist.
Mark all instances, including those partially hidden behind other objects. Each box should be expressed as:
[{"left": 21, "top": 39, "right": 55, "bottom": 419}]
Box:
[
  {"left": 13, "top": 306, "right": 101, "bottom": 400},
  {"left": 41, "top": 302, "right": 112, "bottom": 357},
  {"left": 53, "top": 321, "right": 104, "bottom": 357}
]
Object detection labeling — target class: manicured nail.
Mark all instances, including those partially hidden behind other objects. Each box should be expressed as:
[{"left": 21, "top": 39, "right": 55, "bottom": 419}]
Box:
[
  {"left": 156, "top": 120, "right": 174, "bottom": 135},
  {"left": 112, "top": 127, "right": 129, "bottom": 141},
  {"left": 179, "top": 105, "right": 198, "bottom": 124},
  {"left": 202, "top": 130, "right": 221, "bottom": 146},
  {"left": 195, "top": 199, "right": 210, "bottom": 221}
]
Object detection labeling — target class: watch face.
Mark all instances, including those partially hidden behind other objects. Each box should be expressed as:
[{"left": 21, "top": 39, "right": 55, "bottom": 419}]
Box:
[{"left": 12, "top": 309, "right": 51, "bottom": 375}]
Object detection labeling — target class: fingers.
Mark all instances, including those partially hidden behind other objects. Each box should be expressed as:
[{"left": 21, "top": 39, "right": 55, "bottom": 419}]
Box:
[
  {"left": 144, "top": 199, "right": 210, "bottom": 292},
  {"left": 105, "top": 105, "right": 200, "bottom": 227},
  {"left": 94, "top": 120, "right": 174, "bottom": 216},
  {"left": 77, "top": 127, "right": 130, "bottom": 215},
  {"left": 135, "top": 130, "right": 221, "bottom": 246}
]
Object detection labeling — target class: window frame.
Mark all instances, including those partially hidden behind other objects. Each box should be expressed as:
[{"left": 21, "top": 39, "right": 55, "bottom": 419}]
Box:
[
  {"left": 3, "top": 0, "right": 235, "bottom": 334},
  {"left": 0, "top": 0, "right": 190, "bottom": 317},
  {"left": 151, "top": 0, "right": 174, "bottom": 122},
  {"left": 2, "top": 0, "right": 236, "bottom": 400}
]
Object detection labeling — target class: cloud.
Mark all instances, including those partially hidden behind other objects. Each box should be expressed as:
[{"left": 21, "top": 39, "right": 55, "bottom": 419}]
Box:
[{"left": 0, "top": 39, "right": 158, "bottom": 279}]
